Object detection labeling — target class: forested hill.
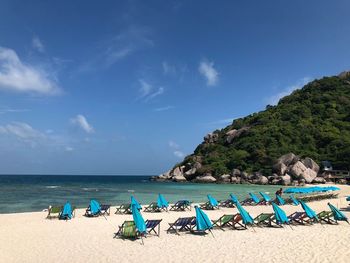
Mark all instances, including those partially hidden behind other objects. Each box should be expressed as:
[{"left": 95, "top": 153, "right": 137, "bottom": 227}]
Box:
[{"left": 157, "top": 71, "right": 350, "bottom": 183}]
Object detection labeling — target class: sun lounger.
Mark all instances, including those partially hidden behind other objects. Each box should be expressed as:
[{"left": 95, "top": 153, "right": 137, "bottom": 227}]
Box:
[
  {"left": 328, "top": 203, "right": 349, "bottom": 224},
  {"left": 115, "top": 203, "right": 132, "bottom": 214},
  {"left": 287, "top": 212, "right": 309, "bottom": 225},
  {"left": 143, "top": 202, "right": 160, "bottom": 212},
  {"left": 317, "top": 211, "right": 337, "bottom": 225},
  {"left": 241, "top": 193, "right": 261, "bottom": 205},
  {"left": 115, "top": 221, "right": 137, "bottom": 239},
  {"left": 169, "top": 200, "right": 192, "bottom": 211},
  {"left": 47, "top": 206, "right": 63, "bottom": 219},
  {"left": 145, "top": 219, "right": 162, "bottom": 236},
  {"left": 254, "top": 213, "right": 275, "bottom": 227},
  {"left": 167, "top": 217, "right": 196, "bottom": 234},
  {"left": 212, "top": 214, "right": 236, "bottom": 229},
  {"left": 259, "top": 192, "right": 272, "bottom": 205},
  {"left": 85, "top": 200, "right": 111, "bottom": 217},
  {"left": 200, "top": 195, "right": 219, "bottom": 210},
  {"left": 275, "top": 195, "right": 286, "bottom": 205}
]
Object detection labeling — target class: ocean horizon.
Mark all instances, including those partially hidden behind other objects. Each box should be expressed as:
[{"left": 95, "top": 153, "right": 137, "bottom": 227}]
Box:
[{"left": 0, "top": 174, "right": 282, "bottom": 214}]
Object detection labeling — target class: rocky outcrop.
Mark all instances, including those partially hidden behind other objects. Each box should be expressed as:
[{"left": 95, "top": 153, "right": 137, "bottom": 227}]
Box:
[
  {"left": 225, "top": 127, "right": 250, "bottom": 144},
  {"left": 152, "top": 152, "right": 333, "bottom": 186},
  {"left": 204, "top": 132, "right": 219, "bottom": 144}
]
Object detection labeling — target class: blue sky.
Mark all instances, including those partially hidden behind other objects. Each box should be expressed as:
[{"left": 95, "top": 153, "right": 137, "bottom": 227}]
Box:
[{"left": 0, "top": 0, "right": 350, "bottom": 175}]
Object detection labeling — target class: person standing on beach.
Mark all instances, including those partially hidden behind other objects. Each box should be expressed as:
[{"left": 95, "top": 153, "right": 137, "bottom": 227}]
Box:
[{"left": 275, "top": 188, "right": 283, "bottom": 196}]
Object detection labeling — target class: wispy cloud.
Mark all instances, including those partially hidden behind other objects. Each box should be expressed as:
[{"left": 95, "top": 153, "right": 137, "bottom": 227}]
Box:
[
  {"left": 266, "top": 77, "right": 311, "bottom": 105},
  {"left": 70, "top": 114, "right": 95, "bottom": 134},
  {"left": 162, "top": 61, "right": 176, "bottom": 75},
  {"left": 138, "top": 79, "right": 164, "bottom": 102},
  {"left": 31, "top": 36, "right": 45, "bottom": 53},
  {"left": 65, "top": 146, "right": 74, "bottom": 152},
  {"left": 0, "top": 47, "right": 61, "bottom": 95},
  {"left": 198, "top": 59, "right": 219, "bottom": 86},
  {"left": 153, "top": 105, "right": 174, "bottom": 112},
  {"left": 0, "top": 107, "right": 30, "bottom": 114},
  {"left": 79, "top": 25, "right": 153, "bottom": 71},
  {"left": 168, "top": 140, "right": 185, "bottom": 159}
]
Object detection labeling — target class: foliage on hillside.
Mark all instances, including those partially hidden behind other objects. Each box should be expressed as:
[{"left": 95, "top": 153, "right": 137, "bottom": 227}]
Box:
[{"left": 181, "top": 73, "right": 350, "bottom": 177}]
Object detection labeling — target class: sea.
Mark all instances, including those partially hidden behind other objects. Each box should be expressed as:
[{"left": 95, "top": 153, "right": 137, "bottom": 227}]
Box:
[{"left": 0, "top": 175, "right": 283, "bottom": 214}]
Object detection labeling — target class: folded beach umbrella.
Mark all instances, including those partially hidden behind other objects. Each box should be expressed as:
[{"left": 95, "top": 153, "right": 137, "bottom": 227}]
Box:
[
  {"left": 60, "top": 201, "right": 73, "bottom": 220},
  {"left": 300, "top": 201, "right": 318, "bottom": 220},
  {"left": 249, "top": 193, "right": 260, "bottom": 204},
  {"left": 290, "top": 195, "right": 300, "bottom": 206},
  {"left": 276, "top": 195, "right": 286, "bottom": 205},
  {"left": 230, "top": 193, "right": 239, "bottom": 204},
  {"left": 328, "top": 203, "right": 349, "bottom": 223},
  {"left": 259, "top": 192, "right": 271, "bottom": 202},
  {"left": 207, "top": 194, "right": 219, "bottom": 207},
  {"left": 195, "top": 206, "right": 213, "bottom": 231},
  {"left": 90, "top": 199, "right": 101, "bottom": 215},
  {"left": 131, "top": 204, "right": 146, "bottom": 237},
  {"left": 157, "top": 194, "right": 169, "bottom": 208},
  {"left": 131, "top": 195, "right": 142, "bottom": 211},
  {"left": 271, "top": 202, "right": 289, "bottom": 224},
  {"left": 235, "top": 201, "right": 254, "bottom": 225}
]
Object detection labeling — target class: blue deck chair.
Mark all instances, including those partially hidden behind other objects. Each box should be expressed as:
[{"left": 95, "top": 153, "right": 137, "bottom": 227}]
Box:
[
  {"left": 276, "top": 195, "right": 286, "bottom": 205},
  {"left": 250, "top": 193, "right": 261, "bottom": 204},
  {"left": 242, "top": 193, "right": 260, "bottom": 205},
  {"left": 259, "top": 192, "right": 271, "bottom": 205},
  {"left": 167, "top": 217, "right": 196, "bottom": 234},
  {"left": 290, "top": 195, "right": 300, "bottom": 206},
  {"left": 328, "top": 203, "right": 349, "bottom": 224},
  {"left": 131, "top": 196, "right": 142, "bottom": 211},
  {"left": 195, "top": 206, "right": 213, "bottom": 235},
  {"left": 235, "top": 201, "right": 254, "bottom": 228},
  {"left": 85, "top": 199, "right": 101, "bottom": 217},
  {"left": 300, "top": 201, "right": 318, "bottom": 222},
  {"left": 271, "top": 202, "right": 289, "bottom": 227},
  {"left": 59, "top": 202, "right": 73, "bottom": 220}
]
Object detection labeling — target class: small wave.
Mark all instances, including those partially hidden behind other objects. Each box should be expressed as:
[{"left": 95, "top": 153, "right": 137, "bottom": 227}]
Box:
[
  {"left": 127, "top": 189, "right": 135, "bottom": 193},
  {"left": 82, "top": 188, "right": 99, "bottom": 192},
  {"left": 46, "top": 185, "right": 60, "bottom": 189}
]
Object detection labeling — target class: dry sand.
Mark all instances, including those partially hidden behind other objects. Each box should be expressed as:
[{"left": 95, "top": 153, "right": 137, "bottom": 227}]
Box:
[{"left": 1, "top": 184, "right": 350, "bottom": 263}]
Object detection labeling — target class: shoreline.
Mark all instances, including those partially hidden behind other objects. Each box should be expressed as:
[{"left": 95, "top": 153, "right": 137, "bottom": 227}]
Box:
[{"left": 0, "top": 184, "right": 349, "bottom": 262}]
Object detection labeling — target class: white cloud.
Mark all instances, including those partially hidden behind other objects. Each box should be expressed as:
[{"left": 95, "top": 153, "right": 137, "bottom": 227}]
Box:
[
  {"left": 145, "top": 87, "right": 164, "bottom": 101},
  {"left": 70, "top": 114, "right": 95, "bottom": 134},
  {"left": 32, "top": 36, "right": 45, "bottom": 53},
  {"left": 138, "top": 79, "right": 152, "bottom": 97},
  {"left": 162, "top": 61, "right": 176, "bottom": 75},
  {"left": 0, "top": 107, "right": 29, "bottom": 114},
  {"left": 173, "top": 150, "right": 185, "bottom": 158},
  {"left": 168, "top": 140, "right": 185, "bottom": 159},
  {"left": 138, "top": 79, "right": 164, "bottom": 101},
  {"left": 267, "top": 77, "right": 311, "bottom": 105},
  {"left": 0, "top": 47, "right": 60, "bottom": 95},
  {"left": 198, "top": 59, "right": 219, "bottom": 86},
  {"left": 65, "top": 146, "right": 74, "bottom": 152},
  {"left": 153, "top": 106, "right": 174, "bottom": 112}
]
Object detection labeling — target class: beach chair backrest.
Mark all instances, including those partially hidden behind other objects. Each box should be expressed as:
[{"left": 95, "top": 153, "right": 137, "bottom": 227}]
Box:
[
  {"left": 249, "top": 193, "right": 260, "bottom": 203},
  {"left": 221, "top": 215, "right": 234, "bottom": 225}
]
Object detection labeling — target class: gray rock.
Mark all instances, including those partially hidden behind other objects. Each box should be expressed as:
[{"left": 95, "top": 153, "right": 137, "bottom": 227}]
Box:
[
  {"left": 204, "top": 132, "right": 219, "bottom": 143},
  {"left": 231, "top": 176, "right": 241, "bottom": 184},
  {"left": 289, "top": 161, "right": 308, "bottom": 179},
  {"left": 220, "top": 174, "right": 231, "bottom": 183},
  {"left": 280, "top": 174, "right": 291, "bottom": 185},
  {"left": 271, "top": 178, "right": 282, "bottom": 185},
  {"left": 226, "top": 127, "right": 249, "bottom": 144},
  {"left": 193, "top": 174, "right": 217, "bottom": 183},
  {"left": 193, "top": 162, "right": 202, "bottom": 170},
  {"left": 302, "top": 157, "right": 320, "bottom": 173},
  {"left": 300, "top": 168, "right": 317, "bottom": 183},
  {"left": 273, "top": 162, "right": 287, "bottom": 176},
  {"left": 172, "top": 167, "right": 183, "bottom": 177},
  {"left": 184, "top": 168, "right": 197, "bottom": 177},
  {"left": 292, "top": 180, "right": 299, "bottom": 186},
  {"left": 299, "top": 179, "right": 306, "bottom": 186},
  {"left": 231, "top": 168, "right": 241, "bottom": 176},
  {"left": 241, "top": 172, "right": 249, "bottom": 180},
  {"left": 312, "top": 177, "right": 326, "bottom": 184},
  {"left": 257, "top": 176, "right": 268, "bottom": 185},
  {"left": 173, "top": 174, "right": 187, "bottom": 182},
  {"left": 277, "top": 153, "right": 299, "bottom": 166}
]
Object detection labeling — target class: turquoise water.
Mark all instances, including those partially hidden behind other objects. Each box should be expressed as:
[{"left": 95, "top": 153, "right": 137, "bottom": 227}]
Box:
[{"left": 0, "top": 175, "right": 283, "bottom": 213}]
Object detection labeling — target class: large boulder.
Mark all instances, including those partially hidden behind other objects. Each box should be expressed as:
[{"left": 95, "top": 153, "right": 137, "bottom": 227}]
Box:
[
  {"left": 312, "top": 177, "right": 326, "bottom": 184},
  {"left": 273, "top": 162, "right": 287, "bottom": 176},
  {"left": 277, "top": 153, "right": 299, "bottom": 166},
  {"left": 256, "top": 176, "right": 268, "bottom": 185},
  {"left": 172, "top": 167, "right": 183, "bottom": 177},
  {"left": 193, "top": 174, "right": 217, "bottom": 183},
  {"left": 280, "top": 174, "right": 292, "bottom": 185},
  {"left": 220, "top": 174, "right": 231, "bottom": 183},
  {"left": 193, "top": 162, "right": 202, "bottom": 170},
  {"left": 301, "top": 168, "right": 317, "bottom": 183},
  {"left": 231, "top": 176, "right": 241, "bottom": 184},
  {"left": 302, "top": 157, "right": 320, "bottom": 173},
  {"left": 204, "top": 132, "right": 219, "bottom": 143},
  {"left": 184, "top": 168, "right": 197, "bottom": 179},
  {"left": 173, "top": 174, "right": 187, "bottom": 182},
  {"left": 289, "top": 161, "right": 308, "bottom": 179},
  {"left": 225, "top": 127, "right": 249, "bottom": 144},
  {"left": 231, "top": 168, "right": 241, "bottom": 177}
]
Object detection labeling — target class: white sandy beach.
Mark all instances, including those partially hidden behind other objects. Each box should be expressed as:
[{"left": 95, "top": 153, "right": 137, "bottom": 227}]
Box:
[{"left": 1, "top": 185, "right": 350, "bottom": 263}]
